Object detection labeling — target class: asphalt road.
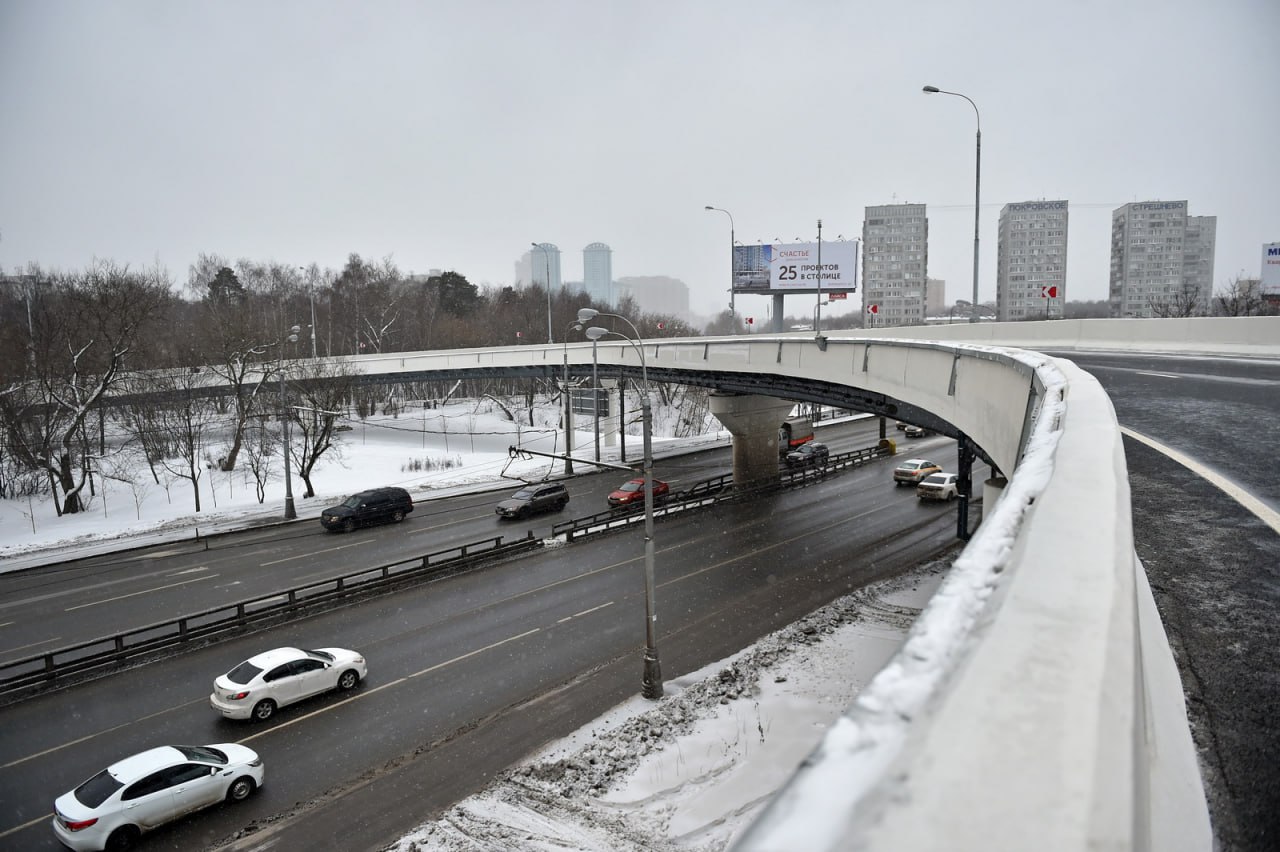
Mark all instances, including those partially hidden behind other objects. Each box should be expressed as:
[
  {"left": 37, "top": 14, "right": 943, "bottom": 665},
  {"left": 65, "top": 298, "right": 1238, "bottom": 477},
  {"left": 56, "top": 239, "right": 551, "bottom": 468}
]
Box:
[
  {"left": 0, "top": 420, "right": 890, "bottom": 663},
  {"left": 1062, "top": 351, "right": 1280, "bottom": 852},
  {"left": 0, "top": 421, "right": 969, "bottom": 851}
]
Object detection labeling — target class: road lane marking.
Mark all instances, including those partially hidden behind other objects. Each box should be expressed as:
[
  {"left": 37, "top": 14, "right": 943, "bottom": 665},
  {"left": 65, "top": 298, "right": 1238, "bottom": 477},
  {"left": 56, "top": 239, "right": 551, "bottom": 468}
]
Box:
[
  {"left": 167, "top": 566, "right": 210, "bottom": 576},
  {"left": 259, "top": 540, "right": 365, "bottom": 567},
  {"left": 558, "top": 602, "right": 615, "bottom": 623},
  {"left": 0, "top": 813, "right": 50, "bottom": 841},
  {"left": 1122, "top": 426, "right": 1280, "bottom": 534},
  {"left": 63, "top": 574, "right": 219, "bottom": 611},
  {"left": 237, "top": 628, "right": 543, "bottom": 744},
  {"left": 1134, "top": 370, "right": 1181, "bottom": 379},
  {"left": 0, "top": 636, "right": 62, "bottom": 657},
  {"left": 1, "top": 699, "right": 207, "bottom": 769}
]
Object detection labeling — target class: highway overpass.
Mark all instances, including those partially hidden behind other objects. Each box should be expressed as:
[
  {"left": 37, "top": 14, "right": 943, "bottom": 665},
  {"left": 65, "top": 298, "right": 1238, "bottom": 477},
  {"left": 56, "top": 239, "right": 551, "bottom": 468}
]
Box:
[{"left": 308, "top": 315, "right": 1278, "bottom": 852}]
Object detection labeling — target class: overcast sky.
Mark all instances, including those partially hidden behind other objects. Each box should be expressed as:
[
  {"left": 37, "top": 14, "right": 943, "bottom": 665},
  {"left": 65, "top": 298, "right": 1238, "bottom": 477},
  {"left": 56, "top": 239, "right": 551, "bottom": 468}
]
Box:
[{"left": 2, "top": 0, "right": 1276, "bottom": 320}]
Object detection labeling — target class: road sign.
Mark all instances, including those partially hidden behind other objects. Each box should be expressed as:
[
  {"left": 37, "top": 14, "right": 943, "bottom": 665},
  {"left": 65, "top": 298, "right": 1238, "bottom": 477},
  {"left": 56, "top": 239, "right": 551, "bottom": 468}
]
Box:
[
  {"left": 1041, "top": 285, "right": 1059, "bottom": 298},
  {"left": 866, "top": 304, "right": 879, "bottom": 314}
]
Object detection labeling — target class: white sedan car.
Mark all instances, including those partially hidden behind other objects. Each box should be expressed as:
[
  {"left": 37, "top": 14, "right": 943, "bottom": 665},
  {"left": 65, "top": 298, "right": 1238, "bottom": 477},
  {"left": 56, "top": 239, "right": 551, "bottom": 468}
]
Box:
[
  {"left": 210, "top": 646, "right": 367, "bottom": 721},
  {"left": 52, "top": 743, "right": 263, "bottom": 852}
]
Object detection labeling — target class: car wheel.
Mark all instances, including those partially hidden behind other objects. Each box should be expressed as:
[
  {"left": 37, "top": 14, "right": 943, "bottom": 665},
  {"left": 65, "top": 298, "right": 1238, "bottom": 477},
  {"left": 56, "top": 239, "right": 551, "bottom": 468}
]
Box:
[
  {"left": 342, "top": 518, "right": 356, "bottom": 533},
  {"left": 337, "top": 669, "right": 360, "bottom": 691},
  {"left": 252, "top": 699, "right": 277, "bottom": 721},
  {"left": 226, "top": 776, "right": 256, "bottom": 803},
  {"left": 106, "top": 826, "right": 140, "bottom": 852},
  {"left": 392, "top": 510, "right": 405, "bottom": 523}
]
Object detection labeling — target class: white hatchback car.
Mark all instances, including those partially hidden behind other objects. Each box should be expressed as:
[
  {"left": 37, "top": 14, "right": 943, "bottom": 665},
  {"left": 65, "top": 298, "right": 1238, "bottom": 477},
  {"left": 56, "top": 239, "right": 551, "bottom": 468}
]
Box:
[
  {"left": 210, "top": 646, "right": 367, "bottom": 721},
  {"left": 52, "top": 743, "right": 263, "bottom": 852}
]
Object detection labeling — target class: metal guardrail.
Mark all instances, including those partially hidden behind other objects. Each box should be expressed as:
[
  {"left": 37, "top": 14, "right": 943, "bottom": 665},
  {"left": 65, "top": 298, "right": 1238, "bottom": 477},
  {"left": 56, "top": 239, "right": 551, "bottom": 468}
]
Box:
[
  {"left": 0, "top": 532, "right": 539, "bottom": 704},
  {"left": 551, "top": 443, "right": 893, "bottom": 542}
]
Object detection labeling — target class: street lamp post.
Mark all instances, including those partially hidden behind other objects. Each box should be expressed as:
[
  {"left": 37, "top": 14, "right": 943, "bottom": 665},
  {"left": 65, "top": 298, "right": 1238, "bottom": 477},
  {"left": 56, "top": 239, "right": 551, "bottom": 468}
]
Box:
[
  {"left": 561, "top": 320, "right": 582, "bottom": 475},
  {"left": 923, "top": 85, "right": 982, "bottom": 324},
  {"left": 532, "top": 243, "right": 554, "bottom": 343},
  {"left": 704, "top": 206, "right": 736, "bottom": 331},
  {"left": 578, "top": 307, "right": 662, "bottom": 700},
  {"left": 815, "top": 218, "right": 823, "bottom": 337},
  {"left": 276, "top": 324, "right": 301, "bottom": 519}
]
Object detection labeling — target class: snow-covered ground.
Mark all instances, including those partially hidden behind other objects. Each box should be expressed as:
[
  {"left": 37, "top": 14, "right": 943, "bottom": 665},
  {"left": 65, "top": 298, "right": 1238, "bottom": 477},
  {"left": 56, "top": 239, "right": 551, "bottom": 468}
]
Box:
[{"left": 1, "top": 398, "right": 946, "bottom": 851}]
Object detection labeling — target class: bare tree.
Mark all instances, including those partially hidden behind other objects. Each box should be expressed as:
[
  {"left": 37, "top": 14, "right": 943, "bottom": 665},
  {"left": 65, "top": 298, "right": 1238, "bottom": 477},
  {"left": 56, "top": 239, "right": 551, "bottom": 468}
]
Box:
[
  {"left": 1148, "top": 287, "right": 1202, "bottom": 318},
  {"left": 286, "top": 358, "right": 359, "bottom": 498},
  {"left": 0, "top": 262, "right": 172, "bottom": 514},
  {"left": 1213, "top": 275, "right": 1275, "bottom": 316}
]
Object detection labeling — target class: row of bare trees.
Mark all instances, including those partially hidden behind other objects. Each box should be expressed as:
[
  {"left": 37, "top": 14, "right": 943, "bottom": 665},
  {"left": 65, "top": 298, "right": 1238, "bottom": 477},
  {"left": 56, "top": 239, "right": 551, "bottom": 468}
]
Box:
[{"left": 0, "top": 255, "right": 689, "bottom": 517}]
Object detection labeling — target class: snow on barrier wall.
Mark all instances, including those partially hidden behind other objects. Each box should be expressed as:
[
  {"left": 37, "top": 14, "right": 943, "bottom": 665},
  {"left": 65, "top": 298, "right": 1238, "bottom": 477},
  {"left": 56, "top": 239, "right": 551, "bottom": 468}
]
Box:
[{"left": 345, "top": 317, "right": 1280, "bottom": 851}]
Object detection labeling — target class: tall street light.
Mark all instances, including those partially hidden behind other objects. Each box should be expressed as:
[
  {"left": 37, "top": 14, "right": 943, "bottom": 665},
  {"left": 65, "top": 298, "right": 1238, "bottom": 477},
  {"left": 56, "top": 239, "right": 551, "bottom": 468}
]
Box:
[
  {"left": 704, "top": 206, "right": 736, "bottom": 331},
  {"left": 578, "top": 306, "right": 662, "bottom": 700},
  {"left": 276, "top": 324, "right": 301, "bottom": 519},
  {"left": 561, "top": 320, "right": 583, "bottom": 475},
  {"left": 923, "top": 85, "right": 981, "bottom": 324},
  {"left": 532, "top": 243, "right": 554, "bottom": 343},
  {"left": 814, "top": 218, "right": 823, "bottom": 337}
]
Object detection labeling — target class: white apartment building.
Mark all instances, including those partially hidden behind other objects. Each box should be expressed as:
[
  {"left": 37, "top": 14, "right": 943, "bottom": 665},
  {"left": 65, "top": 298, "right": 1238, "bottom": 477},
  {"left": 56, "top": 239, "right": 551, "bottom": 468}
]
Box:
[
  {"left": 997, "top": 200, "right": 1069, "bottom": 321},
  {"left": 1109, "top": 201, "right": 1216, "bottom": 317},
  {"left": 582, "top": 242, "right": 614, "bottom": 306},
  {"left": 862, "top": 203, "right": 928, "bottom": 326},
  {"left": 526, "top": 243, "right": 563, "bottom": 291}
]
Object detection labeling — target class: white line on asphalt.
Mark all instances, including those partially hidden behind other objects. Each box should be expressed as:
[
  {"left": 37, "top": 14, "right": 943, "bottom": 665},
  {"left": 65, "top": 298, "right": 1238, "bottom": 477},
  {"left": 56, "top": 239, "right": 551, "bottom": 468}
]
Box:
[
  {"left": 237, "top": 628, "right": 545, "bottom": 744},
  {"left": 0, "top": 635, "right": 62, "bottom": 656},
  {"left": 1134, "top": 370, "right": 1182, "bottom": 379},
  {"left": 558, "top": 602, "right": 615, "bottom": 623},
  {"left": 63, "top": 574, "right": 219, "bottom": 611},
  {"left": 1122, "top": 426, "right": 1280, "bottom": 534},
  {"left": 259, "top": 540, "right": 364, "bottom": 567}
]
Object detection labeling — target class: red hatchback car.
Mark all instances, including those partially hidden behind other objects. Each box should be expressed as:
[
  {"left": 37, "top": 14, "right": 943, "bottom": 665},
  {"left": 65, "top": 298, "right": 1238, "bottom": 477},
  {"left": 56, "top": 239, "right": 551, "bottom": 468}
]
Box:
[{"left": 607, "top": 477, "right": 670, "bottom": 509}]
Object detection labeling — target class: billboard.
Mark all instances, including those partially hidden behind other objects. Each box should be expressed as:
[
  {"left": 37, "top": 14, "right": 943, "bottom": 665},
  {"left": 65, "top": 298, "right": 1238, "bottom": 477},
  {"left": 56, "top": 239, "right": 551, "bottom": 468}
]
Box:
[
  {"left": 732, "top": 241, "right": 859, "bottom": 294},
  {"left": 1263, "top": 242, "right": 1280, "bottom": 297}
]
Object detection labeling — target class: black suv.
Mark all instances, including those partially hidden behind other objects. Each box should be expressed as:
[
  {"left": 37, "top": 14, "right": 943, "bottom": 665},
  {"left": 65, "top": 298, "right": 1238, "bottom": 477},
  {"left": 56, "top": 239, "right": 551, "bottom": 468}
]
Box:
[
  {"left": 495, "top": 482, "right": 570, "bottom": 520},
  {"left": 785, "top": 441, "right": 830, "bottom": 468},
  {"left": 321, "top": 487, "right": 414, "bottom": 533}
]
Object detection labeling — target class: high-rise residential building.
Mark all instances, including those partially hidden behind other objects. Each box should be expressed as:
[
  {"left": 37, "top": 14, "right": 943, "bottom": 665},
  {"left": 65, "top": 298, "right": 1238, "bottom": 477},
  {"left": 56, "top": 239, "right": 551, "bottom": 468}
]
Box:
[
  {"left": 583, "top": 242, "right": 614, "bottom": 306},
  {"left": 615, "top": 276, "right": 690, "bottom": 318},
  {"left": 925, "top": 278, "right": 946, "bottom": 318},
  {"left": 862, "top": 204, "right": 928, "bottom": 326},
  {"left": 1109, "top": 202, "right": 1216, "bottom": 317},
  {"left": 528, "top": 243, "right": 563, "bottom": 292},
  {"left": 997, "top": 200, "right": 1069, "bottom": 321}
]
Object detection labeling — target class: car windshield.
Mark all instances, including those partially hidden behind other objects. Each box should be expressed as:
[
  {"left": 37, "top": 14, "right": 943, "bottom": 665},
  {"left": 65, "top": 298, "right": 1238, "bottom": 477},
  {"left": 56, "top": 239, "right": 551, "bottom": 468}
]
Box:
[
  {"left": 225, "top": 660, "right": 264, "bottom": 685},
  {"left": 307, "top": 649, "right": 335, "bottom": 662},
  {"left": 176, "top": 745, "right": 227, "bottom": 764},
  {"left": 618, "top": 481, "right": 642, "bottom": 493},
  {"left": 75, "top": 769, "right": 124, "bottom": 808},
  {"left": 922, "top": 474, "right": 948, "bottom": 485},
  {"left": 511, "top": 488, "right": 536, "bottom": 500},
  {"left": 342, "top": 495, "right": 362, "bottom": 508}
]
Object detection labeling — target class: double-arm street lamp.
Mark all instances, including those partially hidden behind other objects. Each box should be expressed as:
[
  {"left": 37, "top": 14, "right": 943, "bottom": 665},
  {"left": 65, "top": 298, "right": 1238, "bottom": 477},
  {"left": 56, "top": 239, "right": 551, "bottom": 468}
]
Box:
[
  {"left": 703, "top": 206, "right": 736, "bottom": 331},
  {"left": 276, "top": 325, "right": 301, "bottom": 519},
  {"left": 532, "top": 243, "right": 554, "bottom": 343},
  {"left": 577, "top": 307, "right": 662, "bottom": 699},
  {"left": 923, "top": 85, "right": 982, "bottom": 324}
]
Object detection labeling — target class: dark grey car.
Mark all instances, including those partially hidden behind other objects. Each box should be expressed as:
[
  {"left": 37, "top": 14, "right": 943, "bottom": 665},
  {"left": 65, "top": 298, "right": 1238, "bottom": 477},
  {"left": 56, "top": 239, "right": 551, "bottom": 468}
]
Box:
[
  {"left": 785, "top": 441, "right": 830, "bottom": 468},
  {"left": 321, "top": 487, "right": 414, "bottom": 533},
  {"left": 495, "top": 482, "right": 570, "bottom": 520}
]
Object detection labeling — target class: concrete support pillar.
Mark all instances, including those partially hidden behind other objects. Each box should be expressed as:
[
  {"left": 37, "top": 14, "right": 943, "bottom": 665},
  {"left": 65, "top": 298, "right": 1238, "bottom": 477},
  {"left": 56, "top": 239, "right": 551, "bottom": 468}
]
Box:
[{"left": 709, "top": 393, "right": 797, "bottom": 489}]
